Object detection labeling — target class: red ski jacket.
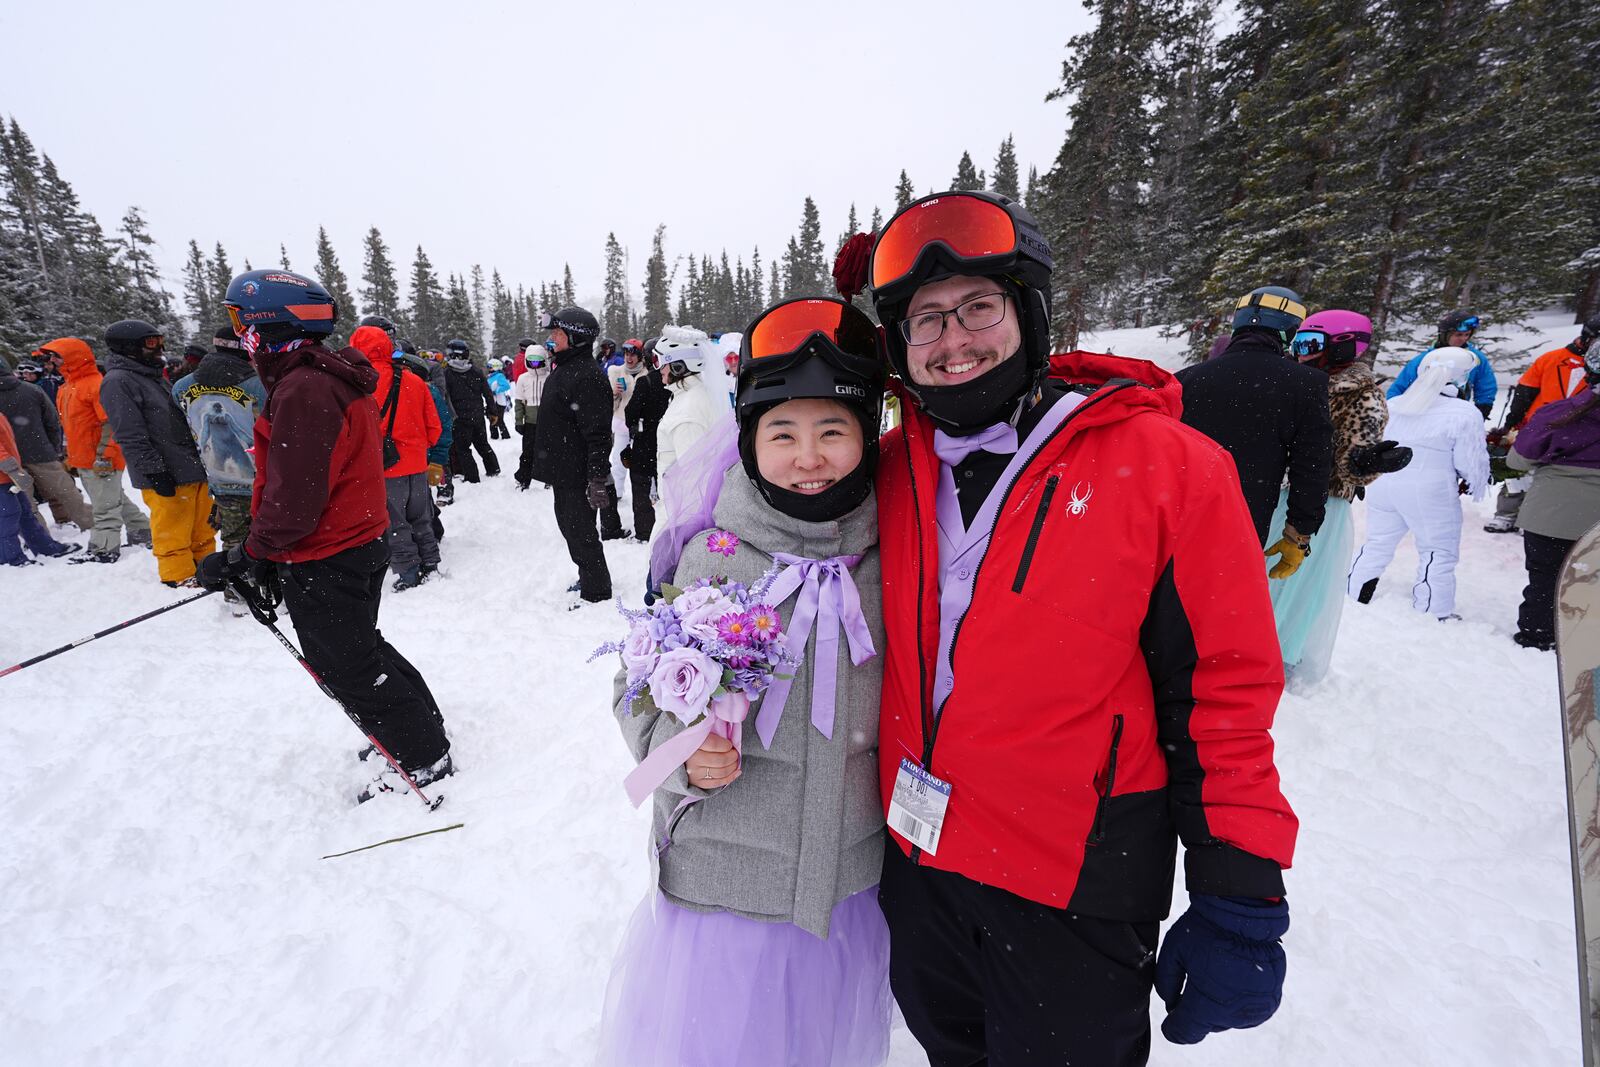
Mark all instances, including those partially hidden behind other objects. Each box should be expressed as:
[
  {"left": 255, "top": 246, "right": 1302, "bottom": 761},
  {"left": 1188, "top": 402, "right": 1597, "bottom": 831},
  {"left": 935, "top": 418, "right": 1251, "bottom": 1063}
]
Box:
[
  {"left": 876, "top": 351, "right": 1296, "bottom": 920},
  {"left": 350, "top": 326, "right": 442, "bottom": 477},
  {"left": 246, "top": 343, "right": 388, "bottom": 564}
]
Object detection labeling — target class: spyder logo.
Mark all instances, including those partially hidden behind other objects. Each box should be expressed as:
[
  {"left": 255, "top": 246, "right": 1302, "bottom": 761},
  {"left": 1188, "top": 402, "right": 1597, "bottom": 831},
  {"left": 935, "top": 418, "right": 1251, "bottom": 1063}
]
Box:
[{"left": 1065, "top": 481, "right": 1093, "bottom": 517}]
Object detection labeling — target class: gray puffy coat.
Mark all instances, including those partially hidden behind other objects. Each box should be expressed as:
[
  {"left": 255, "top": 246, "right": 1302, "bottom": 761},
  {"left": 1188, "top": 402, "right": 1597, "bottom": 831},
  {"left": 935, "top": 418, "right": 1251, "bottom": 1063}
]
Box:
[
  {"left": 613, "top": 468, "right": 884, "bottom": 938},
  {"left": 99, "top": 353, "right": 205, "bottom": 489}
]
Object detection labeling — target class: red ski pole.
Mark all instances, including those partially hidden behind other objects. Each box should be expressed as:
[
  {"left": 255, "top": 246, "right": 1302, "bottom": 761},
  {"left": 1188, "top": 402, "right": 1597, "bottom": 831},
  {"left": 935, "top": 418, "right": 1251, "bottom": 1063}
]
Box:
[{"left": 1, "top": 589, "right": 217, "bottom": 679}]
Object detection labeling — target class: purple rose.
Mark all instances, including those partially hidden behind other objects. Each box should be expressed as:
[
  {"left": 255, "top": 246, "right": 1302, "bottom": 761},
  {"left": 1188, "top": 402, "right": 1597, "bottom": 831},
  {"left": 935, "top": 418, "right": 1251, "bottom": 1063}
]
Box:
[
  {"left": 621, "top": 623, "right": 659, "bottom": 684},
  {"left": 647, "top": 647, "right": 720, "bottom": 724},
  {"left": 677, "top": 588, "right": 736, "bottom": 644}
]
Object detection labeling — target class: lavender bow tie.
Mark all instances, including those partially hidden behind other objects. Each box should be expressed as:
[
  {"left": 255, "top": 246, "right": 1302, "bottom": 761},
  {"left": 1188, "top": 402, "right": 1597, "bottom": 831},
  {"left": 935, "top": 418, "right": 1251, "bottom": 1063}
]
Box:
[
  {"left": 755, "top": 552, "right": 877, "bottom": 749},
  {"left": 933, "top": 423, "right": 1019, "bottom": 466}
]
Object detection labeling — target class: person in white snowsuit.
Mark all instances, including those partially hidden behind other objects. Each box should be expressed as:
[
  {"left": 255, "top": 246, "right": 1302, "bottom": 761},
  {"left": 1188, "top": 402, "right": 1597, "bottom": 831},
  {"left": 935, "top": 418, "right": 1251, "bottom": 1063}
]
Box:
[
  {"left": 653, "top": 325, "right": 730, "bottom": 476},
  {"left": 1347, "top": 347, "right": 1491, "bottom": 619}
]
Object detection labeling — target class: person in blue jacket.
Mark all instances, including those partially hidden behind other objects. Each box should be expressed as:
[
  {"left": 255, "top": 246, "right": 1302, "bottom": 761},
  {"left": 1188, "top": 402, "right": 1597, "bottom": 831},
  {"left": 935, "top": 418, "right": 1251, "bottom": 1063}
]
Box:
[{"left": 1386, "top": 310, "right": 1496, "bottom": 419}]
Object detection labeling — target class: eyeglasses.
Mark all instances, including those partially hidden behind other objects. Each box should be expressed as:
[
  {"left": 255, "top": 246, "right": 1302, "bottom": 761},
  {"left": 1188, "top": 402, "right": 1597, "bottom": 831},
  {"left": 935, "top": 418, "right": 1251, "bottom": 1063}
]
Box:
[
  {"left": 871, "top": 194, "right": 1019, "bottom": 293},
  {"left": 1291, "top": 330, "right": 1327, "bottom": 358},
  {"left": 899, "top": 291, "right": 1011, "bottom": 346}
]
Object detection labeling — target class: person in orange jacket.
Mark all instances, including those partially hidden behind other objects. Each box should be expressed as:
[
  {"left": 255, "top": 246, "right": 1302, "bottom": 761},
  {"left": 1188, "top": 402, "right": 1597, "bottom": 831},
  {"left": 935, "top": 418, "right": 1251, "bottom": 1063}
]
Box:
[
  {"left": 349, "top": 325, "right": 442, "bottom": 590},
  {"left": 44, "top": 338, "right": 152, "bottom": 563},
  {"left": 1485, "top": 316, "right": 1600, "bottom": 533},
  {"left": 0, "top": 411, "right": 78, "bottom": 565}
]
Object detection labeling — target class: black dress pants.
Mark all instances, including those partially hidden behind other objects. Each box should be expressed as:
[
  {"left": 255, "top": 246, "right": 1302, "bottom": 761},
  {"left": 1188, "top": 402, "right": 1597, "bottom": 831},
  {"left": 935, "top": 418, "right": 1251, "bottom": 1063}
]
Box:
[
  {"left": 1520, "top": 531, "right": 1576, "bottom": 644},
  {"left": 552, "top": 481, "right": 612, "bottom": 601},
  {"left": 278, "top": 538, "right": 450, "bottom": 771},
  {"left": 878, "top": 839, "right": 1157, "bottom": 1066}
]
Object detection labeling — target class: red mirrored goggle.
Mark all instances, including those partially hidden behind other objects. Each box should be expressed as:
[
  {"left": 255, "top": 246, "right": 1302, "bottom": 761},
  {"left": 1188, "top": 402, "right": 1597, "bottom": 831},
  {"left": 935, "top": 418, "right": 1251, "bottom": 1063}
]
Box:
[{"left": 870, "top": 194, "right": 1019, "bottom": 293}]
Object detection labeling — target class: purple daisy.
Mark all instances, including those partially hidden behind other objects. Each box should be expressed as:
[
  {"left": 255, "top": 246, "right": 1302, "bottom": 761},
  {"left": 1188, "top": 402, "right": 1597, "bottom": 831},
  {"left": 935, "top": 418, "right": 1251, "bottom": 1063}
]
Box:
[
  {"left": 706, "top": 529, "right": 741, "bottom": 558},
  {"left": 746, "top": 605, "right": 782, "bottom": 643},
  {"left": 716, "top": 612, "right": 755, "bottom": 647}
]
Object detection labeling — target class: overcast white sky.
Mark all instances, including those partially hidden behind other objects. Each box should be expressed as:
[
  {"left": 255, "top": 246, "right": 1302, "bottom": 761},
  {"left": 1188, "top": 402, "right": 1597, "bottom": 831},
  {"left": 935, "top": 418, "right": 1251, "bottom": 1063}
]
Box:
[{"left": 0, "top": 0, "right": 1092, "bottom": 311}]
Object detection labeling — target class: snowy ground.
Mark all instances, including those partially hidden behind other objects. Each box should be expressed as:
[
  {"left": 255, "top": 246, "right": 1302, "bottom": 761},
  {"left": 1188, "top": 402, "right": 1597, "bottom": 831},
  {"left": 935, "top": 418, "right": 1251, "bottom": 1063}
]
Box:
[{"left": 2, "top": 314, "right": 1592, "bottom": 1066}]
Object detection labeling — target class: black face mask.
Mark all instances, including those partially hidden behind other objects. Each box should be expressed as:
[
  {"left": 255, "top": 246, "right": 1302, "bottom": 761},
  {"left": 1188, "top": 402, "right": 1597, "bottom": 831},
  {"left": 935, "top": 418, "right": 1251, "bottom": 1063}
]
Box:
[
  {"left": 755, "top": 457, "right": 874, "bottom": 523},
  {"left": 911, "top": 347, "right": 1032, "bottom": 434}
]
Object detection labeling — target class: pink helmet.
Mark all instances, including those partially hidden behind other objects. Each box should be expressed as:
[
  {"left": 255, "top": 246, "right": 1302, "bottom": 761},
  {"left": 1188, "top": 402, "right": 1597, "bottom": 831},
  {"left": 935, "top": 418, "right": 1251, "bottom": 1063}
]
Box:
[{"left": 1294, "top": 309, "right": 1373, "bottom": 367}]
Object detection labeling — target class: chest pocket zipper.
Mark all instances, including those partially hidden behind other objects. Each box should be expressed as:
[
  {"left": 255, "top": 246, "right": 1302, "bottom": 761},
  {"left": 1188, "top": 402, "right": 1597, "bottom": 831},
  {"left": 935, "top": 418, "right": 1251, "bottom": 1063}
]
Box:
[
  {"left": 1089, "top": 714, "right": 1125, "bottom": 844},
  {"left": 1011, "top": 475, "right": 1060, "bottom": 593}
]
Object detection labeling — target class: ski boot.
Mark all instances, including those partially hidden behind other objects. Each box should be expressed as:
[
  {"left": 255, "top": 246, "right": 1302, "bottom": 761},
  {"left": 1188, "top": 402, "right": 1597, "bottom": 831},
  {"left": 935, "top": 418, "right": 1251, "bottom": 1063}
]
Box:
[
  {"left": 69, "top": 550, "right": 120, "bottom": 565},
  {"left": 37, "top": 541, "right": 80, "bottom": 558},
  {"left": 392, "top": 567, "right": 423, "bottom": 593},
  {"left": 357, "top": 751, "right": 455, "bottom": 804},
  {"left": 1355, "top": 578, "right": 1379, "bottom": 604},
  {"left": 1483, "top": 514, "right": 1519, "bottom": 534},
  {"left": 419, "top": 562, "right": 439, "bottom": 582},
  {"left": 163, "top": 576, "right": 201, "bottom": 589}
]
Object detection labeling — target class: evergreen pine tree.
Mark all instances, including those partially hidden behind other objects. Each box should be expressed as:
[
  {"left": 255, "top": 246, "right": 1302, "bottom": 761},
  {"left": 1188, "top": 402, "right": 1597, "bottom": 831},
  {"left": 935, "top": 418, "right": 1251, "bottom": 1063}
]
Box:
[
  {"left": 313, "top": 226, "right": 358, "bottom": 346},
  {"left": 279, "top": 244, "right": 291, "bottom": 270},
  {"left": 490, "top": 269, "right": 517, "bottom": 356},
  {"left": 781, "top": 197, "right": 826, "bottom": 298},
  {"left": 117, "top": 207, "right": 178, "bottom": 332},
  {"left": 359, "top": 226, "right": 402, "bottom": 324},
  {"left": 642, "top": 224, "right": 671, "bottom": 333},
  {"left": 768, "top": 261, "right": 781, "bottom": 304},
  {"left": 208, "top": 242, "right": 233, "bottom": 325},
  {"left": 894, "top": 170, "right": 916, "bottom": 211},
  {"left": 562, "top": 264, "right": 576, "bottom": 306},
  {"left": 601, "top": 232, "right": 631, "bottom": 339},
  {"left": 406, "top": 245, "right": 445, "bottom": 348},
  {"left": 869, "top": 207, "right": 883, "bottom": 232},
  {"left": 992, "top": 135, "right": 1020, "bottom": 200},
  {"left": 951, "top": 151, "right": 982, "bottom": 191},
  {"left": 182, "top": 239, "right": 212, "bottom": 334},
  {"left": 470, "top": 264, "right": 488, "bottom": 353}
]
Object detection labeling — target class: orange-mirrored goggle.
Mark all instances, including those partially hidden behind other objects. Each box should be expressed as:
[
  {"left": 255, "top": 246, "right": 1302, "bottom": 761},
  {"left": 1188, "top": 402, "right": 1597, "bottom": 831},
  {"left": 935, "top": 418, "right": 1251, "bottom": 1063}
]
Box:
[{"left": 870, "top": 194, "right": 1019, "bottom": 292}]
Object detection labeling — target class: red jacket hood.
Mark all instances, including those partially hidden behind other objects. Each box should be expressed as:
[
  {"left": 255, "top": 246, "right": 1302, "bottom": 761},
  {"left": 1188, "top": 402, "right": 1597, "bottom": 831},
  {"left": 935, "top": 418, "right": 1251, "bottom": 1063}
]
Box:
[{"left": 349, "top": 325, "right": 393, "bottom": 368}]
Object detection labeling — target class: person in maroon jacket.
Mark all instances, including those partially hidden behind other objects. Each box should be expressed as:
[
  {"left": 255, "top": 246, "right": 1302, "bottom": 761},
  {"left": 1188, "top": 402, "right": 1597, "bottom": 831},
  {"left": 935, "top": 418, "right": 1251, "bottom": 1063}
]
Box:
[
  {"left": 862, "top": 192, "right": 1296, "bottom": 1065},
  {"left": 198, "top": 269, "right": 453, "bottom": 799}
]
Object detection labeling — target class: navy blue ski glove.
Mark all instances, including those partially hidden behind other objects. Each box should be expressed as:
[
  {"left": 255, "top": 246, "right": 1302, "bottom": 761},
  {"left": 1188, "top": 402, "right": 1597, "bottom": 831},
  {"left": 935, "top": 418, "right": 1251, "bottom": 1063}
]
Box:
[{"left": 1154, "top": 894, "right": 1288, "bottom": 1045}]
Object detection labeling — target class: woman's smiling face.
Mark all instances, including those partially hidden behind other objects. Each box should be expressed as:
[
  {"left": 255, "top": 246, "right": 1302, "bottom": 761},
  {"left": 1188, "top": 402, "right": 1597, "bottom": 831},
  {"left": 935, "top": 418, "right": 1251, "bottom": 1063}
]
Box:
[{"left": 753, "top": 398, "right": 864, "bottom": 495}]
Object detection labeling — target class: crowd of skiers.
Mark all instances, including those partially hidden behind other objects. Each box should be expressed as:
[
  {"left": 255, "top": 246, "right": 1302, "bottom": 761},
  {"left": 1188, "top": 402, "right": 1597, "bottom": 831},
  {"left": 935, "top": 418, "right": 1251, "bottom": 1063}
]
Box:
[{"left": 3, "top": 186, "right": 1599, "bottom": 1066}]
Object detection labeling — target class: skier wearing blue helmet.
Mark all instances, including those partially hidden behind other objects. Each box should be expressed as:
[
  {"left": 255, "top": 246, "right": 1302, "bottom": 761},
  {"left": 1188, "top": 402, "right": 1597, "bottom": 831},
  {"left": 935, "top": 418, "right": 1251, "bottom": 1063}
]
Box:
[{"left": 1386, "top": 310, "right": 1497, "bottom": 419}]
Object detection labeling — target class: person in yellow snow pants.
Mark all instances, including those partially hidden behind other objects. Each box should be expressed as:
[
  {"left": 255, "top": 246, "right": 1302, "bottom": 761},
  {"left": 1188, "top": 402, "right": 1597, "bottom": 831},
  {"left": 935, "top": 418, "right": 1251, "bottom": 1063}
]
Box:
[{"left": 141, "top": 480, "right": 217, "bottom": 585}]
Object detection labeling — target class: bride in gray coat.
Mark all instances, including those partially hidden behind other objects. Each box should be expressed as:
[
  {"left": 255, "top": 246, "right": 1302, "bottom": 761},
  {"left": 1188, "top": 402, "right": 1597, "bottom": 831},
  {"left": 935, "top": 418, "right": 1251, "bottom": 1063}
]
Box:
[{"left": 599, "top": 299, "right": 891, "bottom": 1067}]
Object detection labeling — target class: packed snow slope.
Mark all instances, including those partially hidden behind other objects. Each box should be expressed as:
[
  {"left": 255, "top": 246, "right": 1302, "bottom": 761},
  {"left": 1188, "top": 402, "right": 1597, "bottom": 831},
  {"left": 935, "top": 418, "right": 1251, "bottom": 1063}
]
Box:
[{"left": 1, "top": 316, "right": 1588, "bottom": 1065}]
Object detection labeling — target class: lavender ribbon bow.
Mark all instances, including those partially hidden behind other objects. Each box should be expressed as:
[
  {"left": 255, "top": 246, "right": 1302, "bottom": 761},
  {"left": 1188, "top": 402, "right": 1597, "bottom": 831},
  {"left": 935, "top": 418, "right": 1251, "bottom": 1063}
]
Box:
[
  {"left": 932, "top": 423, "right": 1019, "bottom": 467},
  {"left": 756, "top": 552, "right": 876, "bottom": 748}
]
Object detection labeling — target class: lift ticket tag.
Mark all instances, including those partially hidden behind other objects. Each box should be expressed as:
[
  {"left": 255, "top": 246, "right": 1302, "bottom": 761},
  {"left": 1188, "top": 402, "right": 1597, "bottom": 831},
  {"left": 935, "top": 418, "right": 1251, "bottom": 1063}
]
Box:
[{"left": 887, "top": 758, "right": 951, "bottom": 855}]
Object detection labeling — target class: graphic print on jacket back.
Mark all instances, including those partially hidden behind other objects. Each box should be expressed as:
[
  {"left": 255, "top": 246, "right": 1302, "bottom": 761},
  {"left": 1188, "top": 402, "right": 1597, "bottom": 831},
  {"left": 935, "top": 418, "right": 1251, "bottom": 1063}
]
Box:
[{"left": 176, "top": 381, "right": 258, "bottom": 494}]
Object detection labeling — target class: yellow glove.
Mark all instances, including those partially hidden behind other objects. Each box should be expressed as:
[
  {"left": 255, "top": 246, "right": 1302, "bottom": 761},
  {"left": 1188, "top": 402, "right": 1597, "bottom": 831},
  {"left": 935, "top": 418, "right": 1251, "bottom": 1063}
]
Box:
[
  {"left": 427, "top": 463, "right": 445, "bottom": 487},
  {"left": 1265, "top": 537, "right": 1309, "bottom": 580}
]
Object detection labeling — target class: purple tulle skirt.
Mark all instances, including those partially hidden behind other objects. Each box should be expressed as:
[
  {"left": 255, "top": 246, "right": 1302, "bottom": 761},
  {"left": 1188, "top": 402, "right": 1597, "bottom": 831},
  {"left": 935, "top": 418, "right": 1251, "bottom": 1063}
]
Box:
[{"left": 595, "top": 888, "right": 891, "bottom": 1067}]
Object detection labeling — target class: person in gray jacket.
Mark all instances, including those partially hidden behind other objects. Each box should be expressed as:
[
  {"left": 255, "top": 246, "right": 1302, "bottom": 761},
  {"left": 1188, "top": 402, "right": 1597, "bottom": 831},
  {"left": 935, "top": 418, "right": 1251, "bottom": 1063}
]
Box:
[
  {"left": 598, "top": 299, "right": 891, "bottom": 1067},
  {"left": 0, "top": 357, "right": 92, "bottom": 529},
  {"left": 99, "top": 319, "right": 216, "bottom": 586}
]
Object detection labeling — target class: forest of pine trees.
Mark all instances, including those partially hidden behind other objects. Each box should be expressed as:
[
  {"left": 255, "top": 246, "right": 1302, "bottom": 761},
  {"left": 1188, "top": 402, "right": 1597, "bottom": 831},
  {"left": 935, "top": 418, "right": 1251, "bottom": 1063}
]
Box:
[{"left": 2, "top": 0, "right": 1594, "bottom": 366}]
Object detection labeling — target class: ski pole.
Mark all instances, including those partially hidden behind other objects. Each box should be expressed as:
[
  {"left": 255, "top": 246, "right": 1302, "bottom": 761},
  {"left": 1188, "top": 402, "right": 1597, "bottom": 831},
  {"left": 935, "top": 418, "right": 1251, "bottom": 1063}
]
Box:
[
  {"left": 0, "top": 589, "right": 217, "bottom": 679},
  {"left": 234, "top": 578, "right": 443, "bottom": 812}
]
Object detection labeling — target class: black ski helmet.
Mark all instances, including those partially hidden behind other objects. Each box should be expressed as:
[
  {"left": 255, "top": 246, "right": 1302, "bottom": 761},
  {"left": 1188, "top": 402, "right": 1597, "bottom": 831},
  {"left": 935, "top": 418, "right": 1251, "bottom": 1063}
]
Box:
[
  {"left": 598, "top": 337, "right": 617, "bottom": 353},
  {"left": 541, "top": 306, "right": 599, "bottom": 345},
  {"left": 105, "top": 319, "right": 165, "bottom": 363},
  {"left": 445, "top": 339, "right": 470, "bottom": 355},
  {"left": 736, "top": 297, "right": 885, "bottom": 521},
  {"left": 1231, "top": 286, "right": 1306, "bottom": 341},
  {"left": 517, "top": 336, "right": 536, "bottom": 350},
  {"left": 358, "top": 314, "right": 397, "bottom": 335},
  {"left": 1581, "top": 316, "right": 1600, "bottom": 352},
  {"left": 223, "top": 269, "right": 337, "bottom": 344},
  {"left": 869, "top": 190, "right": 1053, "bottom": 431},
  {"left": 212, "top": 323, "right": 243, "bottom": 351},
  {"left": 397, "top": 337, "right": 419, "bottom": 356}
]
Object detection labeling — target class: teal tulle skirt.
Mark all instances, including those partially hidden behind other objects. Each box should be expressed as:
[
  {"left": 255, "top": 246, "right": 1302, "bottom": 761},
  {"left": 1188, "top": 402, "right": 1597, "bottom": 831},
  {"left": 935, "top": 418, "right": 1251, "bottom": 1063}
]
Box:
[{"left": 1266, "top": 489, "right": 1354, "bottom": 688}]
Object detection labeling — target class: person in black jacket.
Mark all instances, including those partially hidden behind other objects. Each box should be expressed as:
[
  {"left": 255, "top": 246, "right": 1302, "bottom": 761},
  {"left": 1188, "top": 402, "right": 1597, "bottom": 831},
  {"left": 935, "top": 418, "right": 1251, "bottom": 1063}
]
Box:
[
  {"left": 443, "top": 338, "right": 501, "bottom": 481},
  {"left": 622, "top": 339, "right": 672, "bottom": 542},
  {"left": 1176, "top": 286, "right": 1335, "bottom": 574},
  {"left": 531, "top": 306, "right": 614, "bottom": 603}
]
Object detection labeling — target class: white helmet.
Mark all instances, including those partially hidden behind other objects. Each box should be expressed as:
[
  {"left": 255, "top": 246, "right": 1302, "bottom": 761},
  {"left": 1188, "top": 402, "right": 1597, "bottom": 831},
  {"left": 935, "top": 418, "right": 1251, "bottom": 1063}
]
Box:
[
  {"left": 657, "top": 324, "right": 712, "bottom": 374},
  {"left": 487, "top": 358, "right": 504, "bottom": 372}
]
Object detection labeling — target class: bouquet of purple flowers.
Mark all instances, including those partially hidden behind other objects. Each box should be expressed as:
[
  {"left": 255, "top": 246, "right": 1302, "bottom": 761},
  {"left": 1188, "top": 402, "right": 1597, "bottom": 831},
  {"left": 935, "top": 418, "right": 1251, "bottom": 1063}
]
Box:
[{"left": 593, "top": 531, "right": 798, "bottom": 808}]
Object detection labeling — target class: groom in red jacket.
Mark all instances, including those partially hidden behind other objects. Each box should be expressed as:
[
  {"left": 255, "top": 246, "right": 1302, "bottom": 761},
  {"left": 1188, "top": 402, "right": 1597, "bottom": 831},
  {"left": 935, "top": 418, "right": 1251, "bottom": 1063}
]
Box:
[{"left": 867, "top": 191, "right": 1296, "bottom": 1065}]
